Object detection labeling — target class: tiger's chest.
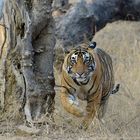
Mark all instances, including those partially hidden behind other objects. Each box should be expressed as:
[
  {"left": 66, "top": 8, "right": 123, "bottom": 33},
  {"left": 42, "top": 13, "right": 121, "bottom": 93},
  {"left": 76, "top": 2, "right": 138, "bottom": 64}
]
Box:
[
  {"left": 72, "top": 75, "right": 101, "bottom": 101},
  {"left": 74, "top": 85, "right": 91, "bottom": 101}
]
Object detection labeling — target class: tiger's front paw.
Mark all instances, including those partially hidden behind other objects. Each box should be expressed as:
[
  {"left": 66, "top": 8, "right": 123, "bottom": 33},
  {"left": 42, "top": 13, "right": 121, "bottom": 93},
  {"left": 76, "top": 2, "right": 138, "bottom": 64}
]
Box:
[{"left": 68, "top": 94, "right": 79, "bottom": 106}]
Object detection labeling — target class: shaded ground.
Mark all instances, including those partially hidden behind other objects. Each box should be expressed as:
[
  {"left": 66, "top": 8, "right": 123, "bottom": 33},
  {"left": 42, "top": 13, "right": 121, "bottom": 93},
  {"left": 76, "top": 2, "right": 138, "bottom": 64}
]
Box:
[{"left": 0, "top": 21, "right": 140, "bottom": 139}]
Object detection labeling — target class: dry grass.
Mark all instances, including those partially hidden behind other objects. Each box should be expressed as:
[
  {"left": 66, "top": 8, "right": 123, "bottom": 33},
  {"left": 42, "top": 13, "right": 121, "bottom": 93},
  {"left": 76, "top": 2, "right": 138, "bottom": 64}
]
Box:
[
  {"left": 93, "top": 21, "right": 140, "bottom": 138},
  {"left": 0, "top": 21, "right": 140, "bottom": 139}
]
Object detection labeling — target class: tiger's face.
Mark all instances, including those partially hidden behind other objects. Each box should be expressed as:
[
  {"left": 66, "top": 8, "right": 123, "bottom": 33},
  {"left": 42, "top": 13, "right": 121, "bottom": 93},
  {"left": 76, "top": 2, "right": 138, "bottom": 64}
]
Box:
[{"left": 65, "top": 44, "right": 96, "bottom": 84}]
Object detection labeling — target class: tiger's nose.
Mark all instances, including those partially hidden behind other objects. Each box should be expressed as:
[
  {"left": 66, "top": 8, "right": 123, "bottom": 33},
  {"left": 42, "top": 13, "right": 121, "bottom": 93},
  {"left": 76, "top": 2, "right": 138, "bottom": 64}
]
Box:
[{"left": 77, "top": 72, "right": 84, "bottom": 76}]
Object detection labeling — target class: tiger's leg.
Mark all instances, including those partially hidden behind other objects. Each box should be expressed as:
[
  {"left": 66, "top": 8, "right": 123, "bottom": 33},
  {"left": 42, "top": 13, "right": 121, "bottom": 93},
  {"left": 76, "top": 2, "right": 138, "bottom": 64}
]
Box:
[
  {"left": 60, "top": 90, "right": 84, "bottom": 117},
  {"left": 79, "top": 91, "right": 101, "bottom": 130},
  {"left": 98, "top": 98, "right": 109, "bottom": 121}
]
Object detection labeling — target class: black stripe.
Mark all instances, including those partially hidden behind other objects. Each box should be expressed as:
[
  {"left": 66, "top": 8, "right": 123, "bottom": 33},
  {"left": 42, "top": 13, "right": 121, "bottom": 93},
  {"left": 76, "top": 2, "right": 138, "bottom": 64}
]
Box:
[
  {"left": 101, "top": 92, "right": 110, "bottom": 101},
  {"left": 73, "top": 78, "right": 81, "bottom": 86},
  {"left": 63, "top": 76, "right": 76, "bottom": 93},
  {"left": 89, "top": 82, "right": 100, "bottom": 98},
  {"left": 55, "top": 85, "right": 72, "bottom": 95},
  {"left": 88, "top": 76, "right": 97, "bottom": 94},
  {"left": 87, "top": 84, "right": 100, "bottom": 103},
  {"left": 87, "top": 84, "right": 100, "bottom": 102}
]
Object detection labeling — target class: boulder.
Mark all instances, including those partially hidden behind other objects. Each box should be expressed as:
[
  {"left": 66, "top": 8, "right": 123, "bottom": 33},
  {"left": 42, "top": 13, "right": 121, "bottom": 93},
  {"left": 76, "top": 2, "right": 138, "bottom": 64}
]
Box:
[
  {"left": 55, "top": 0, "right": 140, "bottom": 47},
  {"left": 55, "top": 1, "right": 95, "bottom": 47}
]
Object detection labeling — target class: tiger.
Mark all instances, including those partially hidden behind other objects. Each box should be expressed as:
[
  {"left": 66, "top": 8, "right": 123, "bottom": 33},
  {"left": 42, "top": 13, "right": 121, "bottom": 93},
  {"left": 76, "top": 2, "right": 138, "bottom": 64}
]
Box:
[{"left": 60, "top": 41, "right": 119, "bottom": 129}]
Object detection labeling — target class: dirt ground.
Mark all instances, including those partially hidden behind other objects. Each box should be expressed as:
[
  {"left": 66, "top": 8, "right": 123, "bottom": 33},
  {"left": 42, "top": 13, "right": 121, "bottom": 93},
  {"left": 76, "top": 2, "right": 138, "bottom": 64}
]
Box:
[{"left": 0, "top": 21, "right": 140, "bottom": 140}]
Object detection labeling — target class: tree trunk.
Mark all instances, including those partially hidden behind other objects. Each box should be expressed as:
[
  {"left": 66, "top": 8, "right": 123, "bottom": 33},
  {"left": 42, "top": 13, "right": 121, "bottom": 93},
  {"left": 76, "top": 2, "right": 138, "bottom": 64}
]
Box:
[{"left": 0, "top": 0, "right": 55, "bottom": 125}]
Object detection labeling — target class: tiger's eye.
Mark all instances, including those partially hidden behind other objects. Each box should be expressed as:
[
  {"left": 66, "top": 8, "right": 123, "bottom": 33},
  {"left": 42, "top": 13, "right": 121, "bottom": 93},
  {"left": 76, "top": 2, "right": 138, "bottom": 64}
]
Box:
[
  {"left": 71, "top": 57, "right": 75, "bottom": 60},
  {"left": 71, "top": 56, "right": 77, "bottom": 64}
]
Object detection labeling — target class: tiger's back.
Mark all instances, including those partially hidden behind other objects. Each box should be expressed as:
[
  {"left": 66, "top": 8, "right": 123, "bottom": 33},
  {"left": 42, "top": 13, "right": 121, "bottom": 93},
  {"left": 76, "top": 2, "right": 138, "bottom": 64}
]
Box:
[{"left": 96, "top": 48, "right": 114, "bottom": 100}]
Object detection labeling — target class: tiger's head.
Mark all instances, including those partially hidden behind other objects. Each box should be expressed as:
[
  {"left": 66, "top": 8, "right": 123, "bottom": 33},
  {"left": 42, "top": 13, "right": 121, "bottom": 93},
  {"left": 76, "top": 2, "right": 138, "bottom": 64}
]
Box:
[{"left": 63, "top": 42, "right": 97, "bottom": 84}]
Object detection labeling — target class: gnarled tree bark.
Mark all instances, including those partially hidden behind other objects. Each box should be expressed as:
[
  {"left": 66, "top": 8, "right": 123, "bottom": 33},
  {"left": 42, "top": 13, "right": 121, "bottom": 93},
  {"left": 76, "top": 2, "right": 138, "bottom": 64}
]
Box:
[{"left": 0, "top": 0, "right": 55, "bottom": 125}]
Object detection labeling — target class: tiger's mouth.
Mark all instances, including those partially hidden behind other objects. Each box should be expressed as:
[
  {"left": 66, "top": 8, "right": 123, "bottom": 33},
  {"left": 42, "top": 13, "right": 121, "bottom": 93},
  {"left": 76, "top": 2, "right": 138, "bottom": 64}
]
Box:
[
  {"left": 76, "top": 77, "right": 87, "bottom": 82},
  {"left": 73, "top": 76, "right": 89, "bottom": 85},
  {"left": 68, "top": 70, "right": 94, "bottom": 84},
  {"left": 73, "top": 73, "right": 91, "bottom": 84},
  {"left": 74, "top": 73, "right": 87, "bottom": 82}
]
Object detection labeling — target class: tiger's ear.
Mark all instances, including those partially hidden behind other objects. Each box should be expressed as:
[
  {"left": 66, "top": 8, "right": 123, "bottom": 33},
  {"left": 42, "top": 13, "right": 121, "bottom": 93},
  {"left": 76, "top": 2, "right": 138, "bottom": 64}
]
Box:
[
  {"left": 89, "top": 42, "right": 96, "bottom": 49},
  {"left": 64, "top": 48, "right": 70, "bottom": 54}
]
